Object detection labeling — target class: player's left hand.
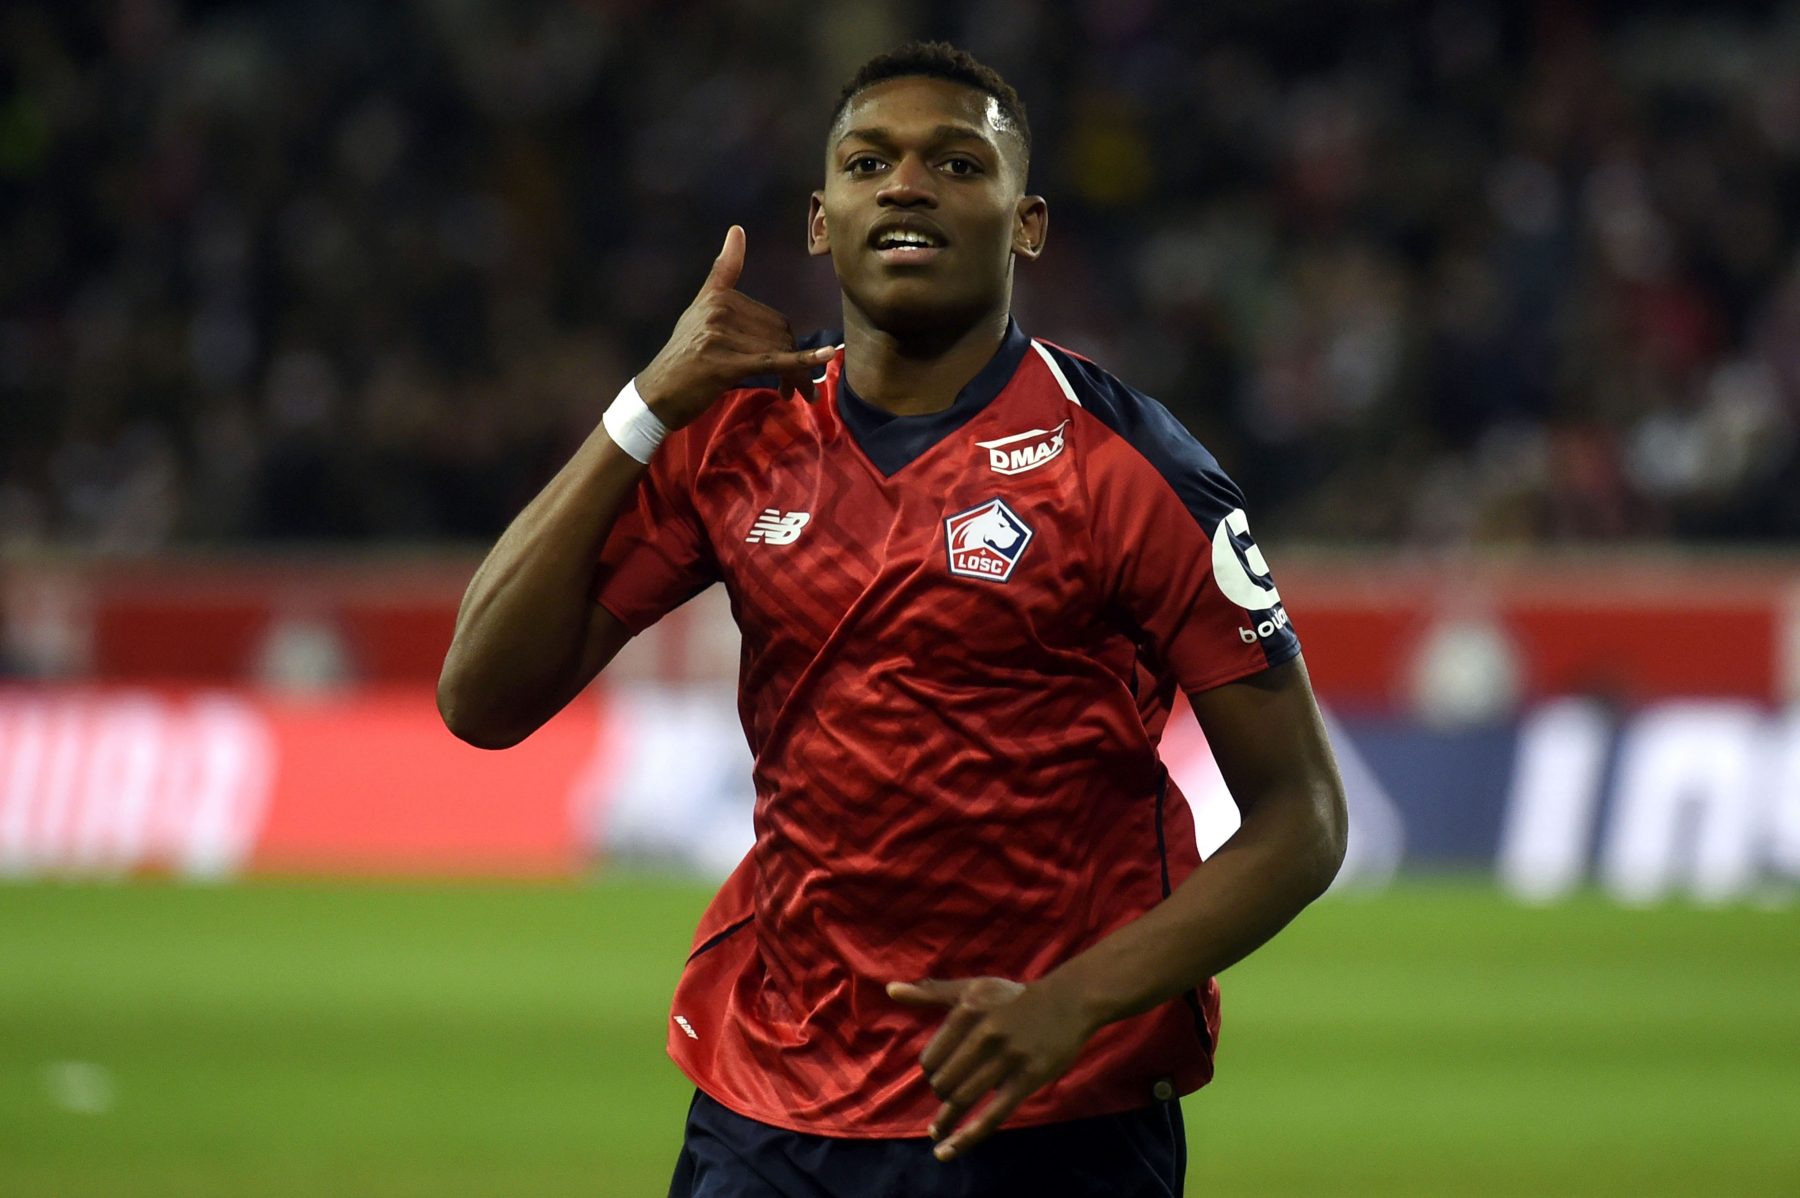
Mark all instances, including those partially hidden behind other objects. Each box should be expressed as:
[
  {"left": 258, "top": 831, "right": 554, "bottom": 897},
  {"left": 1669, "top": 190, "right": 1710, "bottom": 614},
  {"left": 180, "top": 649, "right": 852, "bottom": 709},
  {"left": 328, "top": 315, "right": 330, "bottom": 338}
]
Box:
[{"left": 885, "top": 975, "right": 1098, "bottom": 1162}]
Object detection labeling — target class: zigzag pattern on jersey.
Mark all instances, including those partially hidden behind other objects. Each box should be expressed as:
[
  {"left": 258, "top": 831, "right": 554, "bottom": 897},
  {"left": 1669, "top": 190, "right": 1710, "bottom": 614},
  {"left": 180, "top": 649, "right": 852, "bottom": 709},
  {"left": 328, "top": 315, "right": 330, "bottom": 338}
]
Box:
[
  {"left": 713, "top": 401, "right": 887, "bottom": 753},
  {"left": 657, "top": 342, "right": 1227, "bottom": 1133}
]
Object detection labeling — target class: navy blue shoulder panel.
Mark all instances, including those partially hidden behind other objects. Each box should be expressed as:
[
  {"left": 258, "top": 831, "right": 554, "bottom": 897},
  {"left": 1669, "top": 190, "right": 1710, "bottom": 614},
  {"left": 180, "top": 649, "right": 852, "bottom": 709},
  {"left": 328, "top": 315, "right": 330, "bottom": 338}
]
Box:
[
  {"left": 737, "top": 327, "right": 843, "bottom": 392},
  {"left": 1036, "top": 341, "right": 1301, "bottom": 667}
]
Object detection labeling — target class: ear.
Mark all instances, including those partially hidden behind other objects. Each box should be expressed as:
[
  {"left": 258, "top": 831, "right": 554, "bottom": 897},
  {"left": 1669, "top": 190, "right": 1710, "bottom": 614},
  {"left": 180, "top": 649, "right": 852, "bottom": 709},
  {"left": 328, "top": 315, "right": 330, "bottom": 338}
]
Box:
[
  {"left": 807, "top": 191, "right": 831, "bottom": 257},
  {"left": 1012, "top": 194, "right": 1048, "bottom": 261}
]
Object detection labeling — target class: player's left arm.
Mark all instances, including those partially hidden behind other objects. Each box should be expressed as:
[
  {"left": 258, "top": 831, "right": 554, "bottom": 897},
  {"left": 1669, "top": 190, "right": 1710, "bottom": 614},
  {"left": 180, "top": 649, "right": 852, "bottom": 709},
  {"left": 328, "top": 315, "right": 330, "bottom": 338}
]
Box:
[
  {"left": 889, "top": 655, "right": 1345, "bottom": 1159},
  {"left": 892, "top": 368, "right": 1351, "bottom": 1158}
]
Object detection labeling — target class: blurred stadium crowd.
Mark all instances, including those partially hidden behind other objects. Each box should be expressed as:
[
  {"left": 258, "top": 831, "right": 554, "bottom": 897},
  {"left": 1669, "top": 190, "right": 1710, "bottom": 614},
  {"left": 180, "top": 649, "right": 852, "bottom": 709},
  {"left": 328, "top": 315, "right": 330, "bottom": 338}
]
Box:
[{"left": 4, "top": 0, "right": 1800, "bottom": 551}]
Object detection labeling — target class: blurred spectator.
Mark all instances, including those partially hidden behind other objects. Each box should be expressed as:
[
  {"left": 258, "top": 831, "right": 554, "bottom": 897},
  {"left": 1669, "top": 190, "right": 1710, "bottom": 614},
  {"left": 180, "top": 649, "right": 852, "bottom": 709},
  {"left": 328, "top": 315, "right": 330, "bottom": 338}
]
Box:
[{"left": 3, "top": 0, "right": 1798, "bottom": 550}]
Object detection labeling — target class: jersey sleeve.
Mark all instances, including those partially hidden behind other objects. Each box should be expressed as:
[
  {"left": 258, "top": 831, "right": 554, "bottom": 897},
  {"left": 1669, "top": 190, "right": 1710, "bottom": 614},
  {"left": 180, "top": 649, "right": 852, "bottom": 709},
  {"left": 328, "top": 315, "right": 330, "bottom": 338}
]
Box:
[
  {"left": 1041, "top": 344, "right": 1301, "bottom": 693},
  {"left": 594, "top": 421, "right": 719, "bottom": 633}
]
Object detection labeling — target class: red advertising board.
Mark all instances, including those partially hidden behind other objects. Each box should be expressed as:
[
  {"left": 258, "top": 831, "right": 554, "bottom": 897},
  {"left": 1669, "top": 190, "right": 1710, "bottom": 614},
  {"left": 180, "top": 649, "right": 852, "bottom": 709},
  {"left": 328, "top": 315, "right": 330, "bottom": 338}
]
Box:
[
  {"left": 5, "top": 554, "right": 1793, "bottom": 708},
  {"left": 4, "top": 683, "right": 1796, "bottom": 901},
  {"left": 3, "top": 554, "right": 1797, "bottom": 896},
  {"left": 0, "top": 687, "right": 610, "bottom": 878}
]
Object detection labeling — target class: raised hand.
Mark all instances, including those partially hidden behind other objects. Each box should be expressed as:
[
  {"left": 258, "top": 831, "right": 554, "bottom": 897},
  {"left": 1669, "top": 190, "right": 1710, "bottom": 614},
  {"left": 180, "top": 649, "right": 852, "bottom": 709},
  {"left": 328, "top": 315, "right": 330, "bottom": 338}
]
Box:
[
  {"left": 886, "top": 975, "right": 1099, "bottom": 1162},
  {"left": 633, "top": 225, "right": 836, "bottom": 428}
]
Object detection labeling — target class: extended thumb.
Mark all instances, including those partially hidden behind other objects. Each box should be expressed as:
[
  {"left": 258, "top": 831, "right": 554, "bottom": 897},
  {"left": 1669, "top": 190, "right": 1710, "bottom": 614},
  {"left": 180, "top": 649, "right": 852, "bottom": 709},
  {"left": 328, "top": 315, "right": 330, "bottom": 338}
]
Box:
[{"left": 704, "top": 225, "right": 745, "bottom": 292}]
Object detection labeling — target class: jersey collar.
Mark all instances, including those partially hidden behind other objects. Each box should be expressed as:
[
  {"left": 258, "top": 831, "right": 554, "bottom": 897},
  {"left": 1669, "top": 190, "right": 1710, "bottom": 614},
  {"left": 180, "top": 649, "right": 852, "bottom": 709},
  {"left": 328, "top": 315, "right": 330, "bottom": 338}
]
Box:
[{"left": 834, "top": 318, "right": 1031, "bottom": 477}]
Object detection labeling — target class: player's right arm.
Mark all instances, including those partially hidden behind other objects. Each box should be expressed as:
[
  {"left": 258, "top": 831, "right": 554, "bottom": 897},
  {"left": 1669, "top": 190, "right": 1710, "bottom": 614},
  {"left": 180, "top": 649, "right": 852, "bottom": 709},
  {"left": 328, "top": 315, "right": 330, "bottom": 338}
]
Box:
[{"left": 437, "top": 226, "right": 833, "bottom": 749}]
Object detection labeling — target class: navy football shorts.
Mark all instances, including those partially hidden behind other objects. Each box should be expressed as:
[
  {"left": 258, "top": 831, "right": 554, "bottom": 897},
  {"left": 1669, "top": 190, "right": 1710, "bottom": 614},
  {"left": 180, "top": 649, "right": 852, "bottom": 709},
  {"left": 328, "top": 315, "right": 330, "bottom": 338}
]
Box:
[{"left": 666, "top": 1089, "right": 1186, "bottom": 1198}]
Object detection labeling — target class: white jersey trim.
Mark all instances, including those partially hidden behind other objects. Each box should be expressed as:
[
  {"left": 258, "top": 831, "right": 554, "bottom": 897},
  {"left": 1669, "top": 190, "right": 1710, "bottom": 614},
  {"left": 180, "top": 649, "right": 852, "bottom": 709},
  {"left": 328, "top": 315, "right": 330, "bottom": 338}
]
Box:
[{"left": 1029, "top": 340, "right": 1083, "bottom": 407}]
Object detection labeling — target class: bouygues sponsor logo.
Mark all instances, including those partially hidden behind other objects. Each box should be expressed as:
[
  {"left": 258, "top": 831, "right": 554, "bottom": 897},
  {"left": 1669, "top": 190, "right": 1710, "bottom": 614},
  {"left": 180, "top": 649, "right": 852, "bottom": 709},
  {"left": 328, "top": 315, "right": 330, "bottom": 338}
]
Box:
[{"left": 1211, "top": 507, "right": 1291, "bottom": 640}]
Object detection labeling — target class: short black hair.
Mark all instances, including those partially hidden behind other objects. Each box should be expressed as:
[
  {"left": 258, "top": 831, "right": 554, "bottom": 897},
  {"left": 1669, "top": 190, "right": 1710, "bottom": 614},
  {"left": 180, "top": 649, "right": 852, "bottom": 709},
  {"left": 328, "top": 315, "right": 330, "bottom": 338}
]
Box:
[{"left": 829, "top": 41, "right": 1031, "bottom": 164}]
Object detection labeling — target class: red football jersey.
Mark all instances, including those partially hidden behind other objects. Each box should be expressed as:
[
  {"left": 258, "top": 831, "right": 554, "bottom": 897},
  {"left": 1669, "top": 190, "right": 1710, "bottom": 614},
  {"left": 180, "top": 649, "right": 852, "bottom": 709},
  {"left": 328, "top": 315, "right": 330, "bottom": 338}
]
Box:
[{"left": 596, "top": 320, "right": 1300, "bottom": 1137}]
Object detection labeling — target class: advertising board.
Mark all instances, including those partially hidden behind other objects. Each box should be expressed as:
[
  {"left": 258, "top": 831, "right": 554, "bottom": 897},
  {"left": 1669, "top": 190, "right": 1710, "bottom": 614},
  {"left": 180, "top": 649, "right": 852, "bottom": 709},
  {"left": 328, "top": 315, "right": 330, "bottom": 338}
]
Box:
[{"left": 3, "top": 686, "right": 1793, "bottom": 902}]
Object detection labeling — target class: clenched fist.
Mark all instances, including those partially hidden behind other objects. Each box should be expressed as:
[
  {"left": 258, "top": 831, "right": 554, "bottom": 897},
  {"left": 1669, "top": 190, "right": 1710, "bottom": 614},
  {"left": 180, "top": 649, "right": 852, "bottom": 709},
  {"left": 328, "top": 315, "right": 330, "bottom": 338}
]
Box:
[{"left": 634, "top": 226, "right": 836, "bottom": 429}]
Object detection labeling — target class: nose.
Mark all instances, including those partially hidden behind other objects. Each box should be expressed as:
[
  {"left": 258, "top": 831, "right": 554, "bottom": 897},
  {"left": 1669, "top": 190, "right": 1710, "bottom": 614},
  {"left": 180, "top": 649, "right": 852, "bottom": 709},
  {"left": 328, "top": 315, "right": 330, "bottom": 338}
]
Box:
[{"left": 876, "top": 154, "right": 937, "bottom": 207}]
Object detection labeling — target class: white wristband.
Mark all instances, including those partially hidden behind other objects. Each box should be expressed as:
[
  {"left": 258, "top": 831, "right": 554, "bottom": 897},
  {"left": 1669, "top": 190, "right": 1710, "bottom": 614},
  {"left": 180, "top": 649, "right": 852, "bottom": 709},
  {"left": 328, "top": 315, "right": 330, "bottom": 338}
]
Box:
[{"left": 602, "top": 378, "right": 669, "bottom": 464}]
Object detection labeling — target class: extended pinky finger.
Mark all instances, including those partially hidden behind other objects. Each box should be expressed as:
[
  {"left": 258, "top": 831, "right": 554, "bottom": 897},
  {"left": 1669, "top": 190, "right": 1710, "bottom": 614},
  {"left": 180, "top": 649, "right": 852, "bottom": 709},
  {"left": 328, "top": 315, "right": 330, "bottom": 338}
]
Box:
[{"left": 756, "top": 345, "right": 836, "bottom": 373}]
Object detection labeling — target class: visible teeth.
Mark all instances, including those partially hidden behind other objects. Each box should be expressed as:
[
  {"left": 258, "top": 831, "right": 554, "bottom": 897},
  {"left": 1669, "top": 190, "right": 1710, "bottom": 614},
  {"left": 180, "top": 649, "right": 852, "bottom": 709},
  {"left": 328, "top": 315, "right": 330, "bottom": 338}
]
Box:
[{"left": 879, "top": 231, "right": 936, "bottom": 249}]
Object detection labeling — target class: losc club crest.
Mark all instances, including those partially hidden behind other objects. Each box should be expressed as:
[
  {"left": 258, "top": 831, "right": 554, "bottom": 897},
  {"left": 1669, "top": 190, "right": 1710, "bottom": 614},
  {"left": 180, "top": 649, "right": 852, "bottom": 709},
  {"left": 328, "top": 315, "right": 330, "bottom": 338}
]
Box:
[{"left": 945, "top": 497, "right": 1034, "bottom": 582}]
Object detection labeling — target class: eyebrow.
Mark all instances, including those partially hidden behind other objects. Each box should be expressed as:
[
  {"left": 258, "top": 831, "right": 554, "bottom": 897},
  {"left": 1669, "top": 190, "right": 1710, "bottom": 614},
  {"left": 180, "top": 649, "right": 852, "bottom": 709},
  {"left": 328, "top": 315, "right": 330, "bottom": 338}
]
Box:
[{"left": 836, "top": 123, "right": 997, "bottom": 153}]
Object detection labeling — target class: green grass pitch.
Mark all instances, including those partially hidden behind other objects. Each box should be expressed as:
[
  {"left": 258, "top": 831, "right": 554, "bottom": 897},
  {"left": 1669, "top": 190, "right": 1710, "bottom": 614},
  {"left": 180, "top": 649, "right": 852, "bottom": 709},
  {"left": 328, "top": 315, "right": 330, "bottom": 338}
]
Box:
[{"left": 2, "top": 878, "right": 1796, "bottom": 1196}]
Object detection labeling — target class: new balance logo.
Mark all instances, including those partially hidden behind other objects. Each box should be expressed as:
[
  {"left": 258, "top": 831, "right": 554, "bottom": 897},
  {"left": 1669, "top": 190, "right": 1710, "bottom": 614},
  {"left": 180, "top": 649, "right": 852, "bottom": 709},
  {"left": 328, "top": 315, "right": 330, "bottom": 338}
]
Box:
[
  {"left": 975, "top": 420, "right": 1070, "bottom": 476},
  {"left": 745, "top": 509, "right": 810, "bottom": 545}
]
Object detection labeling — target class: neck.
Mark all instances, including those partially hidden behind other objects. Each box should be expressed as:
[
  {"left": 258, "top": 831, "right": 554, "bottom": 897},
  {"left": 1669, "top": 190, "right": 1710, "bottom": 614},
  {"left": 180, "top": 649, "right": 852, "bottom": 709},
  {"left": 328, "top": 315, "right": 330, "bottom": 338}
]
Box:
[{"left": 840, "top": 304, "right": 1012, "bottom": 417}]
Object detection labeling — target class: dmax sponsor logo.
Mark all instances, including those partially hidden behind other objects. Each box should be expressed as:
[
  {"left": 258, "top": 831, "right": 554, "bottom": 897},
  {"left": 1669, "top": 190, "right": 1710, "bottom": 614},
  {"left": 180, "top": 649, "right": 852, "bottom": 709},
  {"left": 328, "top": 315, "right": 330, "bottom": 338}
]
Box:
[
  {"left": 1238, "top": 605, "right": 1291, "bottom": 643},
  {"left": 945, "top": 497, "right": 1034, "bottom": 582},
  {"left": 974, "top": 420, "right": 1070, "bottom": 476}
]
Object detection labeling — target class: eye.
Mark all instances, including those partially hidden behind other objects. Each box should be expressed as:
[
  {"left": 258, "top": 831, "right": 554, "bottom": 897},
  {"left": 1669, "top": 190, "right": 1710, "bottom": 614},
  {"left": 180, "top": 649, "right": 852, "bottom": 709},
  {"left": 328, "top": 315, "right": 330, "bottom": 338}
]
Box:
[
  {"left": 846, "top": 155, "right": 887, "bottom": 176},
  {"left": 942, "top": 157, "right": 983, "bottom": 176}
]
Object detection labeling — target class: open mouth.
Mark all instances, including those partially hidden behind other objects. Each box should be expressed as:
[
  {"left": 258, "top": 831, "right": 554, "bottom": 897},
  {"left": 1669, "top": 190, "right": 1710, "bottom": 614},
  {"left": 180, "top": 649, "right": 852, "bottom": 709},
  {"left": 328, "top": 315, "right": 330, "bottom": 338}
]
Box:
[{"left": 869, "top": 223, "right": 948, "bottom": 265}]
